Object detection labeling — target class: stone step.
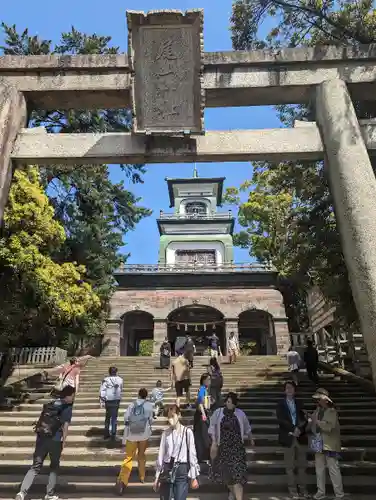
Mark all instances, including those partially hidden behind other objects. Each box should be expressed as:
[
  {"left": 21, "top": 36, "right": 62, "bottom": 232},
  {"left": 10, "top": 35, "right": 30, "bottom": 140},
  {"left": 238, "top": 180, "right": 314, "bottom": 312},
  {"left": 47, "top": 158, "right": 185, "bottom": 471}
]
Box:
[
  {"left": 0, "top": 470, "right": 374, "bottom": 495},
  {"left": 78, "top": 373, "right": 292, "bottom": 380},
  {"left": 3, "top": 401, "right": 376, "bottom": 418},
  {"left": 5, "top": 399, "right": 376, "bottom": 410},
  {"left": 85, "top": 358, "right": 284, "bottom": 364},
  {"left": 0, "top": 496, "right": 372, "bottom": 500},
  {"left": 74, "top": 390, "right": 376, "bottom": 399},
  {"left": 81, "top": 367, "right": 320, "bottom": 373},
  {"left": 85, "top": 387, "right": 375, "bottom": 396},
  {"left": 76, "top": 381, "right": 368, "bottom": 392},
  {"left": 0, "top": 496, "right": 224, "bottom": 500},
  {"left": 81, "top": 370, "right": 327, "bottom": 377},
  {"left": 2, "top": 433, "right": 376, "bottom": 448},
  {"left": 11, "top": 397, "right": 376, "bottom": 416},
  {"left": 2, "top": 495, "right": 350, "bottom": 500},
  {"left": 10, "top": 399, "right": 376, "bottom": 422},
  {"left": 74, "top": 394, "right": 374, "bottom": 403},
  {"left": 2, "top": 354, "right": 375, "bottom": 497},
  {"left": 0, "top": 458, "right": 375, "bottom": 475},
  {"left": 3, "top": 445, "right": 376, "bottom": 462},
  {"left": 0, "top": 411, "right": 373, "bottom": 425}
]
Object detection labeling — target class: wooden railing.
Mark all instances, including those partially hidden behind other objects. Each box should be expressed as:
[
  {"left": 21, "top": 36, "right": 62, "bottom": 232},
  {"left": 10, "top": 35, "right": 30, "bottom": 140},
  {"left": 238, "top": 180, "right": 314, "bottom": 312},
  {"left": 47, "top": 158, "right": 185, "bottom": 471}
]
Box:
[
  {"left": 0, "top": 347, "right": 67, "bottom": 366},
  {"left": 290, "top": 330, "right": 372, "bottom": 377},
  {"left": 290, "top": 331, "right": 344, "bottom": 366}
]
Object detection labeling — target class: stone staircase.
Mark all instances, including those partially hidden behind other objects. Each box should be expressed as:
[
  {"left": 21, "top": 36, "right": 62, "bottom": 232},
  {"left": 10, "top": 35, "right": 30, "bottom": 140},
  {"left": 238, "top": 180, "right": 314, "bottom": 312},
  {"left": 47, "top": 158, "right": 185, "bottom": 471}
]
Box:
[{"left": 0, "top": 355, "right": 375, "bottom": 498}]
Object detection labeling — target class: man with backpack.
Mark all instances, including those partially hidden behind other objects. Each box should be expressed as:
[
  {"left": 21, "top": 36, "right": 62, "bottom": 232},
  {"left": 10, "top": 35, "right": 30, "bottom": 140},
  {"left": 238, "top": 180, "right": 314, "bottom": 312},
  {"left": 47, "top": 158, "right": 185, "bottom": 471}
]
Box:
[
  {"left": 15, "top": 385, "right": 75, "bottom": 500},
  {"left": 99, "top": 366, "right": 123, "bottom": 440},
  {"left": 116, "top": 388, "right": 154, "bottom": 494}
]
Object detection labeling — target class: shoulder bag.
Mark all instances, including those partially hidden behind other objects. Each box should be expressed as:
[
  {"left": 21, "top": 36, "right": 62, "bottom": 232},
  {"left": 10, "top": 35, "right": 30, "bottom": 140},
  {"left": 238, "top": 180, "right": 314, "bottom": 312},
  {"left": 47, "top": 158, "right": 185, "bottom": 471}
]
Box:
[
  {"left": 159, "top": 427, "right": 188, "bottom": 484},
  {"left": 53, "top": 365, "right": 75, "bottom": 393}
]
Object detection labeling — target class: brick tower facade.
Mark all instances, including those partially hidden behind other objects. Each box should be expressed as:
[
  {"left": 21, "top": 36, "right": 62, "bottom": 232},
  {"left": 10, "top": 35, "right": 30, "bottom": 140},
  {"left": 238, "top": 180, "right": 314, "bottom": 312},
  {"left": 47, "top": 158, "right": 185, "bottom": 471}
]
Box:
[{"left": 105, "top": 170, "right": 290, "bottom": 356}]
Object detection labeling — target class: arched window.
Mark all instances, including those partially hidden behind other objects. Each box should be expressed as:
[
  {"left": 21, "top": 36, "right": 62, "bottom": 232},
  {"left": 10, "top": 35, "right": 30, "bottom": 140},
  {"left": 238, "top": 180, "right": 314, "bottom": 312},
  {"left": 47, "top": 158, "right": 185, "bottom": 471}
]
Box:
[{"left": 185, "top": 202, "right": 207, "bottom": 215}]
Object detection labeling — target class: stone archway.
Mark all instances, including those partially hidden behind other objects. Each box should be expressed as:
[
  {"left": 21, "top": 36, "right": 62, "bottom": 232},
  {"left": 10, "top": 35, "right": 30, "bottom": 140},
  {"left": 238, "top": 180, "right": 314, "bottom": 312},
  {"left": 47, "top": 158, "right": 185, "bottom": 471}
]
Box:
[
  {"left": 121, "top": 310, "right": 154, "bottom": 356},
  {"left": 167, "top": 304, "right": 224, "bottom": 355},
  {"left": 238, "top": 309, "right": 276, "bottom": 355}
]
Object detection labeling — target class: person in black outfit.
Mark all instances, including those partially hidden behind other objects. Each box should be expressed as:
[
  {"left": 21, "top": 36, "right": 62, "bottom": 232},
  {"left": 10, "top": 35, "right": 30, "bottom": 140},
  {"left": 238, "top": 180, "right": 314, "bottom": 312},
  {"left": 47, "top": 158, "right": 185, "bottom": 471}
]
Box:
[
  {"left": 184, "top": 336, "right": 195, "bottom": 369},
  {"left": 276, "top": 380, "right": 309, "bottom": 499},
  {"left": 159, "top": 338, "right": 171, "bottom": 370},
  {"left": 303, "top": 339, "right": 319, "bottom": 385}
]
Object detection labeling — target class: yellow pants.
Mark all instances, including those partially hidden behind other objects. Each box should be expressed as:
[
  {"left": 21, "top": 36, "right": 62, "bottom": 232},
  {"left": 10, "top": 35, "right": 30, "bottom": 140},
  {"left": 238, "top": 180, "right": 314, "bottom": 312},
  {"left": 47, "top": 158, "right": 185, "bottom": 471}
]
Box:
[{"left": 118, "top": 440, "right": 148, "bottom": 485}]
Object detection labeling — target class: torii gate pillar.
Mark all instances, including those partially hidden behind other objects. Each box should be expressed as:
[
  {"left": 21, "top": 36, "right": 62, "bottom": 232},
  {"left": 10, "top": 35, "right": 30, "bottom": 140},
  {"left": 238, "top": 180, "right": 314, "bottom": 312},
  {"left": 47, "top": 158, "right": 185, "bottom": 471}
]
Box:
[
  {"left": 316, "top": 78, "right": 376, "bottom": 388},
  {"left": 0, "top": 83, "right": 27, "bottom": 223}
]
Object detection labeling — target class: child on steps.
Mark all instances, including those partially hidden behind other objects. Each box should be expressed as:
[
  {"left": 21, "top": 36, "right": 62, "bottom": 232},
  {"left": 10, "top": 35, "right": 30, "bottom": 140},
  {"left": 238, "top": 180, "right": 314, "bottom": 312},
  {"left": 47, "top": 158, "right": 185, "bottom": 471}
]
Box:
[{"left": 150, "top": 380, "right": 171, "bottom": 418}]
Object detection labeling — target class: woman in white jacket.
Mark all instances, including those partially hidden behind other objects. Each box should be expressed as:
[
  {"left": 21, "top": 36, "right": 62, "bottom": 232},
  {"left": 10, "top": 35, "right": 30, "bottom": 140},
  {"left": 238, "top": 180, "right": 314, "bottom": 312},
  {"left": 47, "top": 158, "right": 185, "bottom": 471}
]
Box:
[{"left": 209, "top": 392, "right": 254, "bottom": 500}]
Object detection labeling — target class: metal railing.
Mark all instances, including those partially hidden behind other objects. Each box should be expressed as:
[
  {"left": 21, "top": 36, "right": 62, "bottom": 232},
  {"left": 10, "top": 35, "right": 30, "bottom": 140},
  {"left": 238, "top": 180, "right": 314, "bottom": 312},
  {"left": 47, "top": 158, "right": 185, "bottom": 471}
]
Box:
[
  {"left": 115, "top": 262, "right": 277, "bottom": 273},
  {"left": 159, "top": 210, "right": 233, "bottom": 220},
  {"left": 0, "top": 347, "right": 67, "bottom": 366}
]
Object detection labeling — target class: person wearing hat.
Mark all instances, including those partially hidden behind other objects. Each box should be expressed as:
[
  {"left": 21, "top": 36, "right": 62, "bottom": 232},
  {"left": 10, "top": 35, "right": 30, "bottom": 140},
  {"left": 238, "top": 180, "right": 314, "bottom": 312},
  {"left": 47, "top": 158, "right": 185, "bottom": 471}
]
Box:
[
  {"left": 276, "top": 380, "right": 309, "bottom": 499},
  {"left": 308, "top": 388, "right": 344, "bottom": 500}
]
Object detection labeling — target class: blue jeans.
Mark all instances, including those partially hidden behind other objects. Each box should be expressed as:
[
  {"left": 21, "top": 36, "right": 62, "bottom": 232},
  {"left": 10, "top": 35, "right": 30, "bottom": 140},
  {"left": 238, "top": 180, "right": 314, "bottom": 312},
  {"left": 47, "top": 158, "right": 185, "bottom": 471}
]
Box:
[
  {"left": 104, "top": 400, "right": 120, "bottom": 437},
  {"left": 159, "top": 463, "right": 189, "bottom": 500},
  {"left": 20, "top": 436, "right": 62, "bottom": 495}
]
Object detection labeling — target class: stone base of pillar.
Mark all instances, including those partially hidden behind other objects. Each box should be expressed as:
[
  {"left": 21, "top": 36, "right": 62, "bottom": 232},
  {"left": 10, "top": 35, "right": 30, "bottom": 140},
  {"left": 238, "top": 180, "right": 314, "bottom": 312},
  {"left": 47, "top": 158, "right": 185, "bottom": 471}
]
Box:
[
  {"left": 153, "top": 321, "right": 167, "bottom": 356},
  {"left": 274, "top": 319, "right": 290, "bottom": 355},
  {"left": 102, "top": 320, "right": 121, "bottom": 356},
  {"left": 352, "top": 333, "right": 372, "bottom": 378}
]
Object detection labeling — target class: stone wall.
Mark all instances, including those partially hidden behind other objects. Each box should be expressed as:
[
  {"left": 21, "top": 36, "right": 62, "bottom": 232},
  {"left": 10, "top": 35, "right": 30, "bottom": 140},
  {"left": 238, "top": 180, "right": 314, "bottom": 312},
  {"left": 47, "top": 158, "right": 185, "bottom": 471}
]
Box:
[
  {"left": 110, "top": 288, "right": 286, "bottom": 321},
  {"left": 103, "top": 287, "right": 289, "bottom": 356}
]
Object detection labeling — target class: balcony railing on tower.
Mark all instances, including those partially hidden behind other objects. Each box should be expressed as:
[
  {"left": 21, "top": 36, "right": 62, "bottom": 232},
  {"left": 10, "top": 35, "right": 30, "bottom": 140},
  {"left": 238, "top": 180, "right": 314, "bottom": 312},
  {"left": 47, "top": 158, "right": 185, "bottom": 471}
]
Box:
[
  {"left": 158, "top": 210, "right": 233, "bottom": 220},
  {"left": 115, "top": 262, "right": 276, "bottom": 274}
]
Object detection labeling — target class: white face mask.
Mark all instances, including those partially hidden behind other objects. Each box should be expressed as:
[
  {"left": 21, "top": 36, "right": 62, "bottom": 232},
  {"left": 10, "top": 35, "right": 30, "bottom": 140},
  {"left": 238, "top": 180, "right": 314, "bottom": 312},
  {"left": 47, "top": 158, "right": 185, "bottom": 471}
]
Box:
[{"left": 168, "top": 414, "right": 179, "bottom": 427}]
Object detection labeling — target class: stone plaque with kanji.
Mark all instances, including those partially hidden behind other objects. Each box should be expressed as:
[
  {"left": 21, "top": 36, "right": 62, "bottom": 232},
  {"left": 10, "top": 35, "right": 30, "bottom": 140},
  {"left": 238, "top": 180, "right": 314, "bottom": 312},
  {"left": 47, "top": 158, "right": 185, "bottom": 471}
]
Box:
[{"left": 127, "top": 10, "right": 204, "bottom": 136}]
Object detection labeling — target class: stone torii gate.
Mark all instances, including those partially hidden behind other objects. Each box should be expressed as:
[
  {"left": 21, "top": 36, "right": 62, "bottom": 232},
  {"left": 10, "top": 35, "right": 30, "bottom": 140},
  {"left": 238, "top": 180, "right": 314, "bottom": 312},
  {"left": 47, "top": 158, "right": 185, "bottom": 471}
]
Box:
[{"left": 2, "top": 9, "right": 376, "bottom": 384}]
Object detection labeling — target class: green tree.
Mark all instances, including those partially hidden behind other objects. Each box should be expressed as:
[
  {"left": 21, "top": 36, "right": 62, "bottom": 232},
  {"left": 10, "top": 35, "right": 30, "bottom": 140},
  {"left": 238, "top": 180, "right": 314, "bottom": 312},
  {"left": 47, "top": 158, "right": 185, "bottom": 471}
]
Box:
[
  {"left": 0, "top": 24, "right": 151, "bottom": 341},
  {"left": 0, "top": 166, "right": 100, "bottom": 349},
  {"left": 225, "top": 169, "right": 308, "bottom": 331},
  {"left": 228, "top": 0, "right": 375, "bottom": 332}
]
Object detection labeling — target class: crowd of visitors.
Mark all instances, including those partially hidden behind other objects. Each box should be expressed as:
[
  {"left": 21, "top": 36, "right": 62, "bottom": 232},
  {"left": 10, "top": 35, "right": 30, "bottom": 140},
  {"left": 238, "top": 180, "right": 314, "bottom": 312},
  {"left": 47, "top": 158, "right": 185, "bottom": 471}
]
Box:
[{"left": 14, "top": 339, "right": 347, "bottom": 500}]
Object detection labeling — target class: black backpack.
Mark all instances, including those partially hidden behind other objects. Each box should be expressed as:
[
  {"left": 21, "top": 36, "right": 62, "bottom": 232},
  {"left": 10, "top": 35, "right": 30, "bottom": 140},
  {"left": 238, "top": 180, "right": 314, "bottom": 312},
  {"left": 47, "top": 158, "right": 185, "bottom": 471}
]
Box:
[{"left": 33, "top": 400, "right": 67, "bottom": 437}]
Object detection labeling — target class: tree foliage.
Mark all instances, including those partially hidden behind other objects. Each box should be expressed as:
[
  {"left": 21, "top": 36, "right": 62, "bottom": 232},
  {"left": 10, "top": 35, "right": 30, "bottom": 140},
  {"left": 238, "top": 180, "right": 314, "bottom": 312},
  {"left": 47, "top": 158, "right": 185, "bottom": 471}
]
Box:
[
  {"left": 228, "top": 0, "right": 376, "bottom": 332},
  {"left": 0, "top": 23, "right": 151, "bottom": 345},
  {"left": 0, "top": 166, "right": 100, "bottom": 348}
]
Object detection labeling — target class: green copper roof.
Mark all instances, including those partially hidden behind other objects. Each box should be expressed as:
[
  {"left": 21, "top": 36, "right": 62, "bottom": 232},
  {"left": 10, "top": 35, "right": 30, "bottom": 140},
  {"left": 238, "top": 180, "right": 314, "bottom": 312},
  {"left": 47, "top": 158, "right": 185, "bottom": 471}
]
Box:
[{"left": 165, "top": 176, "right": 225, "bottom": 207}]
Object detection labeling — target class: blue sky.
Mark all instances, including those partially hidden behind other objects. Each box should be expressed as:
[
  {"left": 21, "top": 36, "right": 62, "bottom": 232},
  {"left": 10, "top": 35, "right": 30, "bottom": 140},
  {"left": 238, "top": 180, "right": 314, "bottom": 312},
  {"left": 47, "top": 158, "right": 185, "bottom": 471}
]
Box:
[{"left": 1, "top": 0, "right": 281, "bottom": 264}]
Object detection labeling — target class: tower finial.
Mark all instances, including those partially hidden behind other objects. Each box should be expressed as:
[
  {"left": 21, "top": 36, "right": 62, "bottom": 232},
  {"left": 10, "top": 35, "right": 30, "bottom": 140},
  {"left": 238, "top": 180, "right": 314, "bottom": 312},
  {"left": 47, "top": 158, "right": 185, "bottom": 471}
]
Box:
[{"left": 193, "top": 165, "right": 199, "bottom": 178}]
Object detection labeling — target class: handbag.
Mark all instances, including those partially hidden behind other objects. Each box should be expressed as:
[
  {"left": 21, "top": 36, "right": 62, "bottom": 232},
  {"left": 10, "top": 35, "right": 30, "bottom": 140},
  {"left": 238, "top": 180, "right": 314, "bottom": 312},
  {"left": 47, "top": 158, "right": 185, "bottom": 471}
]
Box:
[
  {"left": 310, "top": 432, "right": 323, "bottom": 453},
  {"left": 159, "top": 427, "right": 190, "bottom": 484},
  {"left": 53, "top": 365, "right": 74, "bottom": 392}
]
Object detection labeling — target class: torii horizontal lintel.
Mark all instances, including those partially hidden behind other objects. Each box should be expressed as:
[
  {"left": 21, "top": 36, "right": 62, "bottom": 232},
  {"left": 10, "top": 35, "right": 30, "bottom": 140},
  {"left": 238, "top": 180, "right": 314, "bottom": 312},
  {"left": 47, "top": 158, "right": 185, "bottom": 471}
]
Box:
[
  {"left": 1, "top": 44, "right": 376, "bottom": 109},
  {"left": 10, "top": 123, "right": 376, "bottom": 165}
]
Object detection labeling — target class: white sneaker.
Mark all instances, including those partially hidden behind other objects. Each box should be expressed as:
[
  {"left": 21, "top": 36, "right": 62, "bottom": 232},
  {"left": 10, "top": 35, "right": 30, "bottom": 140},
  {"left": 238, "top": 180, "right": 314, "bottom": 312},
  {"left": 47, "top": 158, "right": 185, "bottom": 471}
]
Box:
[
  {"left": 45, "top": 495, "right": 59, "bottom": 500},
  {"left": 313, "top": 494, "right": 326, "bottom": 500},
  {"left": 15, "top": 493, "right": 24, "bottom": 500}
]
